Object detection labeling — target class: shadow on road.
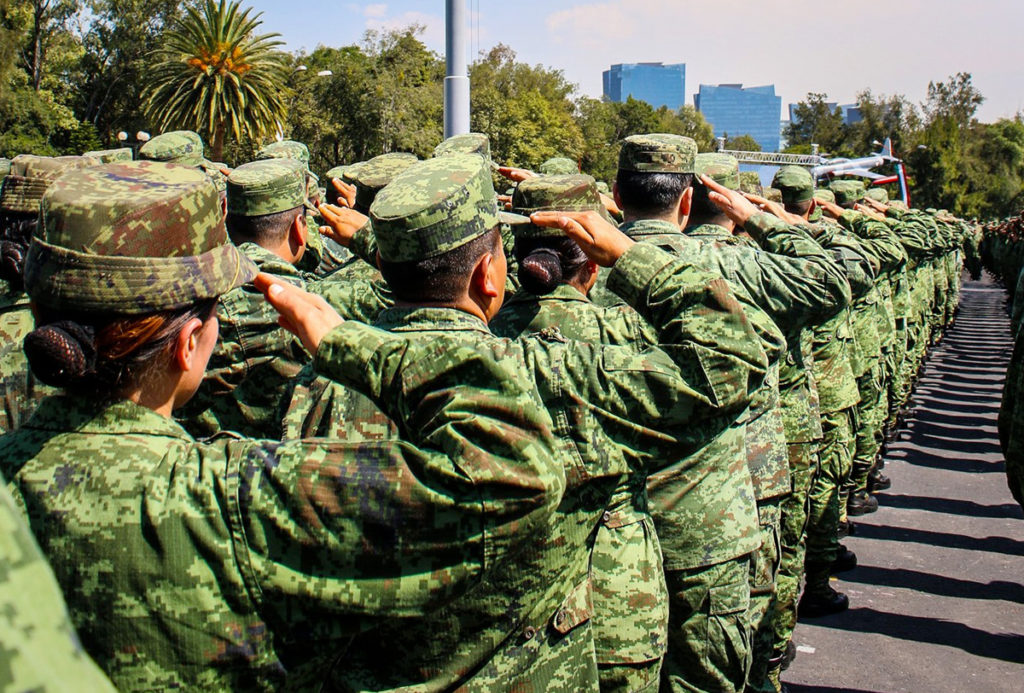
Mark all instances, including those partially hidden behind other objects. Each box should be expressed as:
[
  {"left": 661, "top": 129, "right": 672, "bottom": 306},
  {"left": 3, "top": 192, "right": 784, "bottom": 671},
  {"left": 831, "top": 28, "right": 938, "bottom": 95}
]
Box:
[
  {"left": 876, "top": 494, "right": 1024, "bottom": 519},
  {"left": 841, "top": 565, "right": 1024, "bottom": 604},
  {"left": 853, "top": 523, "right": 1024, "bottom": 556}
]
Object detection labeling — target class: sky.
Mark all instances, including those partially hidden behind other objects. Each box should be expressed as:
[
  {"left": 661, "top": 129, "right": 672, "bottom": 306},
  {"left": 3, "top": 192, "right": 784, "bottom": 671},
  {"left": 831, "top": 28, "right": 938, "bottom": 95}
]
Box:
[{"left": 247, "top": 0, "right": 1024, "bottom": 125}]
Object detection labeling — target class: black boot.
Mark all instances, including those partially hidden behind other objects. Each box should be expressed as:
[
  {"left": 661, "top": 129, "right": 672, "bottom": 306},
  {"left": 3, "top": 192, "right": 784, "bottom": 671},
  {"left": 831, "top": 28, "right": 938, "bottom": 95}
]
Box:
[
  {"left": 868, "top": 469, "right": 891, "bottom": 492},
  {"left": 847, "top": 491, "right": 879, "bottom": 516},
  {"left": 799, "top": 563, "right": 850, "bottom": 618},
  {"left": 837, "top": 519, "right": 856, "bottom": 539},
  {"left": 831, "top": 545, "right": 858, "bottom": 573}
]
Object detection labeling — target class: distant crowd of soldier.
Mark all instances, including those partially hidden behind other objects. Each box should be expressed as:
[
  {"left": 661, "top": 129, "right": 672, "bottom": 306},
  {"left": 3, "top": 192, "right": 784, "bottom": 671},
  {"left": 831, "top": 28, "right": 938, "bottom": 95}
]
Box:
[{"left": 0, "top": 128, "right": 980, "bottom": 692}]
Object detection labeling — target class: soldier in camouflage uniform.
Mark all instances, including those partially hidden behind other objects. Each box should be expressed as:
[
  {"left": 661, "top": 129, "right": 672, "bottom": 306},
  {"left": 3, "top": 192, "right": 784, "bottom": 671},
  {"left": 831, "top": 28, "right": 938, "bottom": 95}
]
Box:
[
  {"left": 739, "top": 170, "right": 763, "bottom": 196},
  {"left": 0, "top": 159, "right": 567, "bottom": 690},
  {"left": 283, "top": 152, "right": 768, "bottom": 691},
  {"left": 0, "top": 155, "right": 94, "bottom": 432},
  {"left": 539, "top": 156, "right": 580, "bottom": 175},
  {"left": 83, "top": 147, "right": 133, "bottom": 164},
  {"left": 137, "top": 129, "right": 228, "bottom": 192},
  {"left": 0, "top": 474, "right": 116, "bottom": 691}
]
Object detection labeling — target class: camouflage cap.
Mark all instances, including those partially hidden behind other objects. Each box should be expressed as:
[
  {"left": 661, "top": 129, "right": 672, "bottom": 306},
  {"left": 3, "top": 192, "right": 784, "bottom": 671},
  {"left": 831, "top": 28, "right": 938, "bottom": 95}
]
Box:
[
  {"left": 618, "top": 134, "right": 697, "bottom": 174},
  {"left": 0, "top": 158, "right": 10, "bottom": 178},
  {"left": 771, "top": 165, "right": 815, "bottom": 204},
  {"left": 370, "top": 153, "right": 527, "bottom": 263},
  {"left": 83, "top": 148, "right": 133, "bottom": 164},
  {"left": 695, "top": 153, "right": 740, "bottom": 190},
  {"left": 433, "top": 133, "right": 492, "bottom": 162},
  {"left": 888, "top": 199, "right": 909, "bottom": 211},
  {"left": 511, "top": 174, "right": 605, "bottom": 238},
  {"left": 1, "top": 155, "right": 95, "bottom": 214},
  {"left": 813, "top": 188, "right": 836, "bottom": 204},
  {"left": 538, "top": 157, "right": 578, "bottom": 176},
  {"left": 350, "top": 153, "right": 419, "bottom": 212},
  {"left": 864, "top": 187, "right": 889, "bottom": 204},
  {"left": 25, "top": 161, "right": 256, "bottom": 314},
  {"left": 763, "top": 187, "right": 783, "bottom": 203},
  {"left": 138, "top": 130, "right": 205, "bottom": 167},
  {"left": 257, "top": 139, "right": 310, "bottom": 167},
  {"left": 739, "top": 170, "right": 762, "bottom": 195},
  {"left": 830, "top": 179, "right": 866, "bottom": 205},
  {"left": 595, "top": 180, "right": 610, "bottom": 195},
  {"left": 227, "top": 159, "right": 306, "bottom": 217}
]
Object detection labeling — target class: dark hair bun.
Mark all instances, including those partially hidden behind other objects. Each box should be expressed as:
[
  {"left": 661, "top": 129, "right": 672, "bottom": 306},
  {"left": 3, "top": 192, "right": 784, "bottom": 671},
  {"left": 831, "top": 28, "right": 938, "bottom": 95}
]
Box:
[
  {"left": 24, "top": 321, "right": 98, "bottom": 388},
  {"left": 0, "top": 240, "right": 26, "bottom": 289},
  {"left": 518, "top": 247, "right": 563, "bottom": 295}
]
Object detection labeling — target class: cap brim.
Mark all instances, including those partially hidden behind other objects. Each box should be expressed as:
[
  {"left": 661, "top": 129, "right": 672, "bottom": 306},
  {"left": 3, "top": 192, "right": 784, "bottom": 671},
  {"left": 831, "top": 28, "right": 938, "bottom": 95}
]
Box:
[{"left": 499, "top": 211, "right": 530, "bottom": 225}]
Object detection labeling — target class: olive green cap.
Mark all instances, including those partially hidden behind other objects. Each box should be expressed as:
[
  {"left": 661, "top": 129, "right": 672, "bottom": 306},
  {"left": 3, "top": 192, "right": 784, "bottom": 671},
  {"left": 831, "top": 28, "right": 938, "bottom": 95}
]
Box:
[
  {"left": 350, "top": 153, "right": 419, "bottom": 212},
  {"left": 257, "top": 140, "right": 310, "bottom": 167},
  {"left": 813, "top": 189, "right": 836, "bottom": 204},
  {"left": 889, "top": 199, "right": 909, "bottom": 211},
  {"left": 595, "top": 180, "right": 610, "bottom": 195},
  {"left": 25, "top": 161, "right": 256, "bottom": 314},
  {"left": 1, "top": 155, "right": 95, "bottom": 214},
  {"left": 538, "top": 157, "right": 578, "bottom": 176},
  {"left": 864, "top": 187, "right": 889, "bottom": 204},
  {"left": 227, "top": 159, "right": 306, "bottom": 217},
  {"left": 618, "top": 134, "right": 697, "bottom": 174},
  {"left": 370, "top": 154, "right": 527, "bottom": 263},
  {"left": 772, "top": 165, "right": 815, "bottom": 204},
  {"left": 830, "top": 180, "right": 866, "bottom": 205},
  {"left": 83, "top": 148, "right": 133, "bottom": 164},
  {"left": 695, "top": 153, "right": 740, "bottom": 190},
  {"left": 433, "top": 133, "right": 492, "bottom": 162},
  {"left": 739, "top": 171, "right": 762, "bottom": 195},
  {"left": 138, "top": 130, "right": 205, "bottom": 167},
  {"left": 763, "top": 187, "right": 783, "bottom": 203},
  {"left": 511, "top": 174, "right": 606, "bottom": 238}
]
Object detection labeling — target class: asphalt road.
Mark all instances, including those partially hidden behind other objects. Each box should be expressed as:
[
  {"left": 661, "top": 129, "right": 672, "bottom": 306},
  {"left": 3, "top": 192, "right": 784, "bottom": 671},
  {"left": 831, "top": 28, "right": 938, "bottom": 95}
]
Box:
[{"left": 785, "top": 273, "right": 1024, "bottom": 693}]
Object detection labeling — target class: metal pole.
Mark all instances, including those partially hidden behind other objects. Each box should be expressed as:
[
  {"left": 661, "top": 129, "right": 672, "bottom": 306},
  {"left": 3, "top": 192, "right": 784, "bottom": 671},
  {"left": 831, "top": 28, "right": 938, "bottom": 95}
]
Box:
[{"left": 444, "top": 0, "right": 470, "bottom": 139}]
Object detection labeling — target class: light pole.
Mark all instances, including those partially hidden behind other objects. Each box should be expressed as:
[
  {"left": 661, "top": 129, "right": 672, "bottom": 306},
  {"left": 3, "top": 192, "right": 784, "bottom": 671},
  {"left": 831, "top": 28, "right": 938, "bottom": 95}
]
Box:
[{"left": 444, "top": 0, "right": 470, "bottom": 139}]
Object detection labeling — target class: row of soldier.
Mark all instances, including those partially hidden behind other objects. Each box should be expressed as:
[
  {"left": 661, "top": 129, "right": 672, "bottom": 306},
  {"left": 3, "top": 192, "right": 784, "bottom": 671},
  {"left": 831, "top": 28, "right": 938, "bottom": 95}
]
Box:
[
  {"left": 983, "top": 215, "right": 1024, "bottom": 511},
  {"left": 0, "top": 129, "right": 977, "bottom": 692}
]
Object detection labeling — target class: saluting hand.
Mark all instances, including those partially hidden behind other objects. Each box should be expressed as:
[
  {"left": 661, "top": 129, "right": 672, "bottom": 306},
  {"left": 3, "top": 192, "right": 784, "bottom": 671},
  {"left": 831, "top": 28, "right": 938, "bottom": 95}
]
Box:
[
  {"left": 816, "top": 198, "right": 845, "bottom": 220},
  {"left": 529, "top": 210, "right": 634, "bottom": 267},
  {"left": 701, "top": 175, "right": 760, "bottom": 226},
  {"left": 255, "top": 273, "right": 343, "bottom": 355},
  {"left": 329, "top": 178, "right": 358, "bottom": 209},
  {"left": 318, "top": 203, "right": 369, "bottom": 247},
  {"left": 497, "top": 166, "right": 537, "bottom": 183},
  {"left": 742, "top": 192, "right": 804, "bottom": 225}
]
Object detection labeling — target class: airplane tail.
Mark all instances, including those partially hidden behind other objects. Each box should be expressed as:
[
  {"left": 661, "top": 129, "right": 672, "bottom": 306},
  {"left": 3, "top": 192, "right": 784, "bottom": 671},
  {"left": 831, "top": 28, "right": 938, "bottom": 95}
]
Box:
[{"left": 881, "top": 137, "right": 893, "bottom": 159}]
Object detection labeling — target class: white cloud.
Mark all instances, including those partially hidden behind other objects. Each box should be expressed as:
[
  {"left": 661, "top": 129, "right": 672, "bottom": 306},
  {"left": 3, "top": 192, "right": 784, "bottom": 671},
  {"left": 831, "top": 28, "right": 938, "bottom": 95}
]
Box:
[{"left": 363, "top": 3, "right": 388, "bottom": 19}]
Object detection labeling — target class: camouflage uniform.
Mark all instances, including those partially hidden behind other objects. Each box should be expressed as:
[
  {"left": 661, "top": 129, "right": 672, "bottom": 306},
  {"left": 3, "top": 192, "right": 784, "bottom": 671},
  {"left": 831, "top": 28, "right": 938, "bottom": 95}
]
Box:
[
  {"left": 2, "top": 160, "right": 566, "bottom": 689},
  {"left": 316, "top": 154, "right": 768, "bottom": 691},
  {"left": 539, "top": 156, "right": 579, "bottom": 175},
  {"left": 83, "top": 147, "right": 133, "bottom": 164},
  {"left": 137, "top": 129, "right": 227, "bottom": 192},
  {"left": 0, "top": 474, "right": 116, "bottom": 691}
]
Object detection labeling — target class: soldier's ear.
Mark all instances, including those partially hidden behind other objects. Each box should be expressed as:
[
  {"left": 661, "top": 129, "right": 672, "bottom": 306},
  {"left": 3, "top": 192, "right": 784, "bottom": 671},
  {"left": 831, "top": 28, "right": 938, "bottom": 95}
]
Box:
[
  {"left": 678, "top": 186, "right": 694, "bottom": 221},
  {"left": 292, "top": 212, "right": 308, "bottom": 247},
  {"left": 612, "top": 181, "right": 623, "bottom": 210}
]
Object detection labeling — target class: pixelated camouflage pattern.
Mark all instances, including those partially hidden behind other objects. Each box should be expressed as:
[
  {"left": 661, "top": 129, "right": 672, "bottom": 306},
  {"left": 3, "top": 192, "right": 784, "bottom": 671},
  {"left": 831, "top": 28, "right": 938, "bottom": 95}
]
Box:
[
  {"left": 618, "top": 134, "right": 697, "bottom": 174},
  {"left": 596, "top": 180, "right": 610, "bottom": 195},
  {"left": 1, "top": 361, "right": 565, "bottom": 691},
  {"left": 137, "top": 130, "right": 205, "bottom": 166},
  {"left": 771, "top": 166, "right": 814, "bottom": 204},
  {"left": 0, "top": 292, "right": 55, "bottom": 434},
  {"left": 830, "top": 179, "right": 866, "bottom": 205},
  {"left": 314, "top": 241, "right": 767, "bottom": 688},
  {"left": 370, "top": 154, "right": 504, "bottom": 262},
  {"left": 695, "top": 153, "right": 741, "bottom": 190},
  {"left": 511, "top": 173, "right": 606, "bottom": 237},
  {"left": 739, "top": 170, "right": 763, "bottom": 195},
  {"left": 350, "top": 152, "right": 419, "bottom": 212},
  {"left": 227, "top": 159, "right": 307, "bottom": 217},
  {"left": 432, "top": 132, "right": 492, "bottom": 161},
  {"left": 864, "top": 187, "right": 889, "bottom": 203},
  {"left": 1, "top": 154, "right": 95, "bottom": 213},
  {"left": 256, "top": 139, "right": 310, "bottom": 166},
  {"left": 26, "top": 161, "right": 256, "bottom": 313},
  {"left": 807, "top": 407, "right": 855, "bottom": 565},
  {"left": 0, "top": 158, "right": 10, "bottom": 177},
  {"left": 763, "top": 187, "right": 783, "bottom": 203},
  {"left": 83, "top": 148, "right": 133, "bottom": 164},
  {"left": 0, "top": 474, "right": 116, "bottom": 692},
  {"left": 813, "top": 188, "right": 836, "bottom": 204},
  {"left": 538, "top": 156, "right": 579, "bottom": 175}
]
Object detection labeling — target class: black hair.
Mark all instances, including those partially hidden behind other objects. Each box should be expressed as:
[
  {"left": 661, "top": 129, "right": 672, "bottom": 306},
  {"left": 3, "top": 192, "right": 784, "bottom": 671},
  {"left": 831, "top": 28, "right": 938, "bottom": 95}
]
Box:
[
  {"left": 614, "top": 170, "right": 693, "bottom": 217},
  {"left": 687, "top": 180, "right": 733, "bottom": 227},
  {"left": 379, "top": 227, "right": 502, "bottom": 303},
  {"left": 226, "top": 206, "right": 303, "bottom": 247},
  {"left": 0, "top": 210, "right": 39, "bottom": 291},
  {"left": 783, "top": 199, "right": 814, "bottom": 217},
  {"left": 24, "top": 299, "right": 218, "bottom": 400},
  {"left": 513, "top": 235, "right": 590, "bottom": 295}
]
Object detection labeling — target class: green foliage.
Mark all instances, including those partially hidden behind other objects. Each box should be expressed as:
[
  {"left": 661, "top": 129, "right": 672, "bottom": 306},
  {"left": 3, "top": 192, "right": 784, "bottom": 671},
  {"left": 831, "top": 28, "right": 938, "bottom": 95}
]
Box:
[
  {"left": 724, "top": 134, "right": 761, "bottom": 152},
  {"left": 143, "top": 0, "right": 290, "bottom": 161}
]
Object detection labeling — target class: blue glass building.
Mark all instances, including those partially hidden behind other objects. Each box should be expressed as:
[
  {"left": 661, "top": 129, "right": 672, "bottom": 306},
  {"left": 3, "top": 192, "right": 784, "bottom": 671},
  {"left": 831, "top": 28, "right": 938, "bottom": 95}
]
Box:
[
  {"left": 695, "top": 84, "right": 782, "bottom": 152},
  {"left": 603, "top": 63, "right": 687, "bottom": 110}
]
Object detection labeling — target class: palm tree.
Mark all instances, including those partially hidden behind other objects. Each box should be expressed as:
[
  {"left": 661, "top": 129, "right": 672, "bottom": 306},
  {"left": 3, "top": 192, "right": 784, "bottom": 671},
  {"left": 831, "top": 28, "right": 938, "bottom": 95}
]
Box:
[{"left": 143, "top": 0, "right": 289, "bottom": 161}]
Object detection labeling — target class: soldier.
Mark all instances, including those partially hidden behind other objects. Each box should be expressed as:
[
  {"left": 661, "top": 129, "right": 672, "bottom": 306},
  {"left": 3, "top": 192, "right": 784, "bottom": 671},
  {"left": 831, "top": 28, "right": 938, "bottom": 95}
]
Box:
[
  {"left": 258, "top": 152, "right": 769, "bottom": 690},
  {"left": 0, "top": 159, "right": 566, "bottom": 689},
  {"left": 137, "top": 129, "right": 228, "bottom": 192},
  {"left": 538, "top": 156, "right": 579, "bottom": 175},
  {"left": 0, "top": 155, "right": 94, "bottom": 432},
  {"left": 83, "top": 147, "right": 133, "bottom": 164},
  {"left": 0, "top": 475, "right": 116, "bottom": 691}
]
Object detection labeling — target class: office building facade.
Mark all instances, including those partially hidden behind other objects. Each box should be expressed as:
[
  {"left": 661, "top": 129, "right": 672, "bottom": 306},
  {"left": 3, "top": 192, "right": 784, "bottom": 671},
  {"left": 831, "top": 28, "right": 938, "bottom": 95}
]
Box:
[
  {"left": 696, "top": 83, "right": 782, "bottom": 152},
  {"left": 603, "top": 63, "right": 687, "bottom": 110}
]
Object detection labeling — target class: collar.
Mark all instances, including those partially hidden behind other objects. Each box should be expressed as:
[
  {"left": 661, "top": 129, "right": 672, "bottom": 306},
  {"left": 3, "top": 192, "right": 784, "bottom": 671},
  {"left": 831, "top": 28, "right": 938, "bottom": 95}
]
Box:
[
  {"left": 504, "top": 283, "right": 590, "bottom": 307},
  {"left": 620, "top": 218, "right": 683, "bottom": 238},
  {"left": 375, "top": 305, "right": 492, "bottom": 334},
  {"left": 25, "top": 396, "right": 194, "bottom": 441},
  {"left": 684, "top": 223, "right": 739, "bottom": 241},
  {"left": 239, "top": 242, "right": 304, "bottom": 278}
]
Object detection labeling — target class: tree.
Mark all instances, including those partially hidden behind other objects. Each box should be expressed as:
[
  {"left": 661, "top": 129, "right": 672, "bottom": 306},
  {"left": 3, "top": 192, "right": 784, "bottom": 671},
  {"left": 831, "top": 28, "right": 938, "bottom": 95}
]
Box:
[
  {"left": 784, "top": 93, "right": 847, "bottom": 154},
  {"left": 724, "top": 134, "right": 762, "bottom": 152},
  {"left": 143, "top": 0, "right": 290, "bottom": 161}
]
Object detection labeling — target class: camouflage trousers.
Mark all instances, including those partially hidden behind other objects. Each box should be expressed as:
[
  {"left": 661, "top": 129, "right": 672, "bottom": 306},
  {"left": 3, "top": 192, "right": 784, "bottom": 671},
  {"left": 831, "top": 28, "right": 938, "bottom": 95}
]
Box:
[
  {"left": 945, "top": 254, "right": 961, "bottom": 327},
  {"left": 887, "top": 323, "right": 909, "bottom": 427},
  {"left": 661, "top": 556, "right": 753, "bottom": 693},
  {"left": 598, "top": 661, "right": 662, "bottom": 693},
  {"left": 930, "top": 264, "right": 949, "bottom": 342},
  {"left": 806, "top": 408, "right": 855, "bottom": 566},
  {"left": 847, "top": 361, "right": 886, "bottom": 499},
  {"left": 746, "top": 497, "right": 784, "bottom": 668},
  {"left": 748, "top": 443, "right": 820, "bottom": 693}
]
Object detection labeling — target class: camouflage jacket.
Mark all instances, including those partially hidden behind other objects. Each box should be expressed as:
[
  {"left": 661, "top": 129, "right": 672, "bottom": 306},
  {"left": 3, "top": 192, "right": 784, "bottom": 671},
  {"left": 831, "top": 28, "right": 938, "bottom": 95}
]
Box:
[
  {"left": 1001, "top": 317, "right": 1024, "bottom": 510},
  {"left": 0, "top": 475, "right": 115, "bottom": 692},
  {"left": 312, "top": 242, "right": 768, "bottom": 687},
  {"left": 1, "top": 372, "right": 563, "bottom": 691},
  {"left": 0, "top": 291, "right": 55, "bottom": 434}
]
